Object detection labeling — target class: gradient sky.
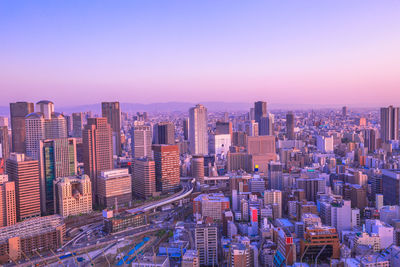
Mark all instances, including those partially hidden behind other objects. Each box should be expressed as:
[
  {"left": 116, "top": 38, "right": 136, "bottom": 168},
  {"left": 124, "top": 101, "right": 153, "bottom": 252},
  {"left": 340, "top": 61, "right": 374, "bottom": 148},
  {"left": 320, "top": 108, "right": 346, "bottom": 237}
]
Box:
[{"left": 1, "top": 0, "right": 400, "bottom": 107}]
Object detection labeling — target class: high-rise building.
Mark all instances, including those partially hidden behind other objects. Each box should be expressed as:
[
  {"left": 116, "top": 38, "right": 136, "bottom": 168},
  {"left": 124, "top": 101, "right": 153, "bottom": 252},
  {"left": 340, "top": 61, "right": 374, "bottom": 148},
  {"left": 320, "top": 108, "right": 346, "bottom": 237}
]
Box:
[
  {"left": 342, "top": 106, "right": 347, "bottom": 117},
  {"left": 286, "top": 112, "right": 295, "bottom": 140},
  {"left": 254, "top": 101, "right": 267, "bottom": 126},
  {"left": 208, "top": 134, "right": 231, "bottom": 157},
  {"left": 195, "top": 224, "right": 218, "bottom": 266},
  {"left": 102, "top": 102, "right": 122, "bottom": 155},
  {"left": 152, "top": 144, "right": 180, "bottom": 193},
  {"left": 9, "top": 101, "right": 34, "bottom": 153},
  {"left": 131, "top": 124, "right": 152, "bottom": 158},
  {"left": 0, "top": 175, "right": 16, "bottom": 227},
  {"left": 154, "top": 122, "right": 175, "bottom": 145},
  {"left": 132, "top": 158, "right": 156, "bottom": 198},
  {"left": 259, "top": 115, "right": 273, "bottom": 136},
  {"left": 380, "top": 106, "right": 399, "bottom": 143},
  {"left": 82, "top": 118, "right": 113, "bottom": 200},
  {"left": 364, "top": 129, "right": 377, "bottom": 153},
  {"left": 268, "top": 162, "right": 283, "bottom": 190},
  {"left": 296, "top": 178, "right": 326, "bottom": 202},
  {"left": 189, "top": 104, "right": 208, "bottom": 155},
  {"left": 53, "top": 175, "right": 92, "bottom": 217},
  {"left": 215, "top": 121, "right": 232, "bottom": 138},
  {"left": 39, "top": 138, "right": 77, "bottom": 214},
  {"left": 25, "top": 112, "right": 45, "bottom": 160},
  {"left": 193, "top": 193, "right": 230, "bottom": 221},
  {"left": 264, "top": 190, "right": 282, "bottom": 218},
  {"left": 191, "top": 155, "right": 205, "bottom": 184},
  {"left": 6, "top": 153, "right": 41, "bottom": 221},
  {"left": 0, "top": 125, "right": 9, "bottom": 173},
  {"left": 97, "top": 169, "right": 132, "bottom": 208},
  {"left": 72, "top": 112, "right": 83, "bottom": 138},
  {"left": 183, "top": 118, "right": 189, "bottom": 141}
]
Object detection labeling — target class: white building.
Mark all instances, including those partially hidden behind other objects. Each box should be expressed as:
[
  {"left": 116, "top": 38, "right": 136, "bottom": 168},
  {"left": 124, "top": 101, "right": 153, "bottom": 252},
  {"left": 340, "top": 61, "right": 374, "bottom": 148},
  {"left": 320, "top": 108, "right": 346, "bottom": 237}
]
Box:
[
  {"left": 189, "top": 104, "right": 208, "bottom": 155},
  {"left": 208, "top": 134, "right": 231, "bottom": 158}
]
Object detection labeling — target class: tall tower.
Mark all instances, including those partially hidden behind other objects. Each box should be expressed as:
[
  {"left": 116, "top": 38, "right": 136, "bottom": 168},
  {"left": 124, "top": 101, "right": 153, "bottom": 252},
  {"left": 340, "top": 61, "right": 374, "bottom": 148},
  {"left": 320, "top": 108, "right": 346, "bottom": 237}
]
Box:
[
  {"left": 25, "top": 112, "right": 46, "bottom": 160},
  {"left": 6, "top": 153, "right": 41, "bottom": 221},
  {"left": 152, "top": 144, "right": 180, "bottom": 193},
  {"left": 0, "top": 125, "right": 9, "bottom": 173},
  {"left": 39, "top": 138, "right": 77, "bottom": 214},
  {"left": 189, "top": 104, "right": 208, "bottom": 155},
  {"left": 131, "top": 124, "right": 152, "bottom": 158},
  {"left": 102, "top": 102, "right": 122, "bottom": 156},
  {"left": 286, "top": 111, "right": 295, "bottom": 140},
  {"left": 254, "top": 101, "right": 267, "bottom": 124},
  {"left": 82, "top": 118, "right": 113, "bottom": 200},
  {"left": 72, "top": 112, "right": 84, "bottom": 138},
  {"left": 0, "top": 174, "right": 16, "bottom": 227},
  {"left": 9, "top": 102, "right": 34, "bottom": 153},
  {"left": 380, "top": 106, "right": 399, "bottom": 143},
  {"left": 191, "top": 155, "right": 205, "bottom": 184},
  {"left": 132, "top": 158, "right": 156, "bottom": 199},
  {"left": 264, "top": 189, "right": 282, "bottom": 219},
  {"left": 154, "top": 122, "right": 175, "bottom": 145}
]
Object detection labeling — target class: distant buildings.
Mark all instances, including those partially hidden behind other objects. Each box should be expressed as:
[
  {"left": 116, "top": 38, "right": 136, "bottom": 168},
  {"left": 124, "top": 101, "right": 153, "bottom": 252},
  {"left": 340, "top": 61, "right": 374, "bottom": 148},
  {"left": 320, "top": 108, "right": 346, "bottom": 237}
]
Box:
[
  {"left": 54, "top": 175, "right": 92, "bottom": 217},
  {"left": 72, "top": 112, "right": 83, "bottom": 138},
  {"left": 9, "top": 101, "right": 34, "bottom": 154},
  {"left": 286, "top": 112, "right": 295, "bottom": 140},
  {"left": 102, "top": 102, "right": 122, "bottom": 155},
  {"left": 189, "top": 104, "right": 208, "bottom": 155}
]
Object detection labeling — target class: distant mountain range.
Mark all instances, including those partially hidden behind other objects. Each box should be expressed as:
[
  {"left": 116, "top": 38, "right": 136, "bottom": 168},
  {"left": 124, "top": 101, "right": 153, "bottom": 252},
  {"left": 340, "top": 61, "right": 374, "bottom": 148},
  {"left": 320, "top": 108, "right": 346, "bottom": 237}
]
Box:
[{"left": 0, "top": 101, "right": 380, "bottom": 116}]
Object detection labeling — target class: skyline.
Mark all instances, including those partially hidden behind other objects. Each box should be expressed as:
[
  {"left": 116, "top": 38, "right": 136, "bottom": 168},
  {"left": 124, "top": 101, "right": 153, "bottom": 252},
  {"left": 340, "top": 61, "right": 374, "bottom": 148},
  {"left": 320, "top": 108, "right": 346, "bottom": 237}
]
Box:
[{"left": 1, "top": 1, "right": 400, "bottom": 106}]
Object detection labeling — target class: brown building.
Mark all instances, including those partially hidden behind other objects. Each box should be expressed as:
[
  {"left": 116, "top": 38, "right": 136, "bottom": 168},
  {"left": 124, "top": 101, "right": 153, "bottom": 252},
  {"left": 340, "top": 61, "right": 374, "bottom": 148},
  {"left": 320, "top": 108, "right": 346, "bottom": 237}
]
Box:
[
  {"left": 246, "top": 136, "right": 276, "bottom": 173},
  {"left": 97, "top": 169, "right": 132, "bottom": 208},
  {"left": 0, "top": 175, "right": 16, "bottom": 227},
  {"left": 0, "top": 126, "right": 9, "bottom": 172},
  {"left": 227, "top": 152, "right": 252, "bottom": 173},
  {"left": 82, "top": 118, "right": 113, "bottom": 201},
  {"left": 350, "top": 184, "right": 367, "bottom": 210},
  {"left": 232, "top": 131, "right": 247, "bottom": 148},
  {"left": 152, "top": 144, "right": 180, "bottom": 193},
  {"left": 191, "top": 155, "right": 205, "bottom": 184},
  {"left": 102, "top": 102, "right": 122, "bottom": 156},
  {"left": 132, "top": 158, "right": 156, "bottom": 199},
  {"left": 216, "top": 121, "right": 233, "bottom": 139},
  {"left": 300, "top": 226, "right": 340, "bottom": 263},
  {"left": 154, "top": 122, "right": 175, "bottom": 145},
  {"left": 9, "top": 102, "right": 34, "bottom": 153},
  {"left": 0, "top": 215, "right": 65, "bottom": 264},
  {"left": 6, "top": 153, "right": 41, "bottom": 221}
]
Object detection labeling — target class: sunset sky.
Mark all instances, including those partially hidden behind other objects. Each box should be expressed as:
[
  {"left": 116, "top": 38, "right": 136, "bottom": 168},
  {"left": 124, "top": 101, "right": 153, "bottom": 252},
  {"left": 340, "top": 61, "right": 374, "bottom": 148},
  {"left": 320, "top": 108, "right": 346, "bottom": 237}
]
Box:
[{"left": 1, "top": 0, "right": 400, "bottom": 107}]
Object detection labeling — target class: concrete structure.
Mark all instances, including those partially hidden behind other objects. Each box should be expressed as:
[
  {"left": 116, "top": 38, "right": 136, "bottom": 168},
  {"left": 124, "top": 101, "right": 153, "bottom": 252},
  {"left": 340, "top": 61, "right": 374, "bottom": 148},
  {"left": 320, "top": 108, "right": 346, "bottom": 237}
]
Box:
[
  {"left": 331, "top": 200, "right": 352, "bottom": 234},
  {"left": 208, "top": 133, "right": 231, "bottom": 158},
  {"left": 9, "top": 102, "right": 34, "bottom": 153},
  {"left": 132, "top": 158, "right": 156, "bottom": 198},
  {"left": 193, "top": 193, "right": 230, "bottom": 221},
  {"left": 131, "top": 124, "right": 152, "bottom": 158},
  {"left": 153, "top": 144, "right": 180, "bottom": 193},
  {"left": 0, "top": 175, "right": 16, "bottom": 227},
  {"left": 54, "top": 175, "right": 92, "bottom": 217},
  {"left": 380, "top": 105, "right": 399, "bottom": 142},
  {"left": 6, "top": 153, "right": 41, "bottom": 221},
  {"left": 182, "top": 249, "right": 200, "bottom": 267},
  {"left": 286, "top": 112, "right": 295, "bottom": 140},
  {"left": 72, "top": 112, "right": 83, "bottom": 138},
  {"left": 82, "top": 118, "right": 113, "bottom": 201},
  {"left": 195, "top": 224, "right": 218, "bottom": 266},
  {"left": 191, "top": 155, "right": 205, "bottom": 184},
  {"left": 97, "top": 169, "right": 132, "bottom": 208},
  {"left": 264, "top": 190, "right": 282, "bottom": 218},
  {"left": 0, "top": 125, "right": 9, "bottom": 171},
  {"left": 39, "top": 138, "right": 77, "bottom": 215},
  {"left": 316, "top": 135, "right": 334, "bottom": 153},
  {"left": 382, "top": 170, "right": 400, "bottom": 205},
  {"left": 154, "top": 122, "right": 175, "bottom": 145},
  {"left": 0, "top": 215, "right": 65, "bottom": 264},
  {"left": 300, "top": 226, "right": 340, "bottom": 262},
  {"left": 102, "top": 102, "right": 122, "bottom": 155},
  {"left": 189, "top": 104, "right": 208, "bottom": 155}
]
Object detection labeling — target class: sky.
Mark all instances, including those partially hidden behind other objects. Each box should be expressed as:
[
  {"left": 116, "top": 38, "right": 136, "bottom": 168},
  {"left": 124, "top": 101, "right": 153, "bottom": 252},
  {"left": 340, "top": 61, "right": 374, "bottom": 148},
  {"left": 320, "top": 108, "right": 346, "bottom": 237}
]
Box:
[{"left": 1, "top": 0, "right": 400, "bottom": 107}]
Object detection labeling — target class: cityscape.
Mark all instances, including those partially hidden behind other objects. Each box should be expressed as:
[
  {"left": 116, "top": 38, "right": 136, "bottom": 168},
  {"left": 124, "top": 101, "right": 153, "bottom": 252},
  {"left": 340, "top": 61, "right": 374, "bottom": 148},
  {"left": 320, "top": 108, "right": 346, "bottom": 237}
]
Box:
[{"left": 1, "top": 1, "right": 400, "bottom": 267}]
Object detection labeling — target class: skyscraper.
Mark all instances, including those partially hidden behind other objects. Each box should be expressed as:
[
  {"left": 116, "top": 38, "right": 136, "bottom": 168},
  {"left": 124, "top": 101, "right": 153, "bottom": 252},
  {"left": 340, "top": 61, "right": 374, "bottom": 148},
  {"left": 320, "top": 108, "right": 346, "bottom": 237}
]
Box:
[
  {"left": 183, "top": 118, "right": 189, "bottom": 140},
  {"left": 6, "top": 153, "right": 41, "bottom": 221},
  {"left": 195, "top": 224, "right": 218, "bottom": 266},
  {"left": 191, "top": 155, "right": 205, "bottom": 184},
  {"left": 82, "top": 118, "right": 113, "bottom": 200},
  {"left": 132, "top": 157, "right": 156, "bottom": 198},
  {"left": 97, "top": 169, "right": 132, "bottom": 208},
  {"left": 264, "top": 189, "right": 282, "bottom": 218},
  {"left": 380, "top": 106, "right": 399, "bottom": 143},
  {"left": 154, "top": 122, "right": 175, "bottom": 145},
  {"left": 215, "top": 121, "right": 232, "bottom": 138},
  {"left": 152, "top": 144, "right": 180, "bottom": 193},
  {"left": 0, "top": 125, "right": 9, "bottom": 173},
  {"left": 72, "top": 112, "right": 84, "bottom": 138},
  {"left": 254, "top": 101, "right": 267, "bottom": 129},
  {"left": 25, "top": 112, "right": 45, "bottom": 160},
  {"left": 102, "top": 102, "right": 122, "bottom": 155},
  {"left": 131, "top": 124, "right": 152, "bottom": 158},
  {"left": 39, "top": 138, "right": 77, "bottom": 214},
  {"left": 0, "top": 174, "right": 16, "bottom": 227},
  {"left": 189, "top": 104, "right": 208, "bottom": 155},
  {"left": 9, "top": 102, "right": 34, "bottom": 153},
  {"left": 286, "top": 111, "right": 295, "bottom": 140}
]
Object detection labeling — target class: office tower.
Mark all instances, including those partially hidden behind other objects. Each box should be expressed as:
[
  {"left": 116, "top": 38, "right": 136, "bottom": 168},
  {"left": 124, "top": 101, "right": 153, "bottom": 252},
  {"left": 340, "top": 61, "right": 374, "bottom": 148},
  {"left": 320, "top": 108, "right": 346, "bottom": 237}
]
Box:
[
  {"left": 244, "top": 120, "right": 259, "bottom": 137},
  {"left": 268, "top": 161, "right": 283, "bottom": 190},
  {"left": 247, "top": 135, "right": 275, "bottom": 155},
  {"left": 286, "top": 112, "right": 295, "bottom": 140},
  {"left": 154, "top": 122, "right": 175, "bottom": 145},
  {"left": 97, "top": 169, "right": 132, "bottom": 208},
  {"left": 259, "top": 116, "right": 271, "bottom": 136},
  {"left": 132, "top": 158, "right": 156, "bottom": 198},
  {"left": 131, "top": 124, "right": 152, "bottom": 158},
  {"left": 193, "top": 193, "right": 230, "bottom": 221},
  {"left": 191, "top": 155, "right": 205, "bottom": 184},
  {"left": 254, "top": 101, "right": 267, "bottom": 125},
  {"left": 189, "top": 104, "right": 208, "bottom": 155},
  {"left": 380, "top": 105, "right": 400, "bottom": 142},
  {"left": 264, "top": 190, "right": 282, "bottom": 218},
  {"left": 350, "top": 185, "right": 367, "bottom": 210},
  {"left": 364, "top": 129, "right": 377, "bottom": 153},
  {"left": 152, "top": 144, "right": 180, "bottom": 193},
  {"left": 0, "top": 125, "right": 9, "bottom": 173},
  {"left": 232, "top": 131, "right": 247, "bottom": 147},
  {"left": 64, "top": 114, "right": 72, "bottom": 136},
  {"left": 102, "top": 102, "right": 122, "bottom": 155},
  {"left": 195, "top": 224, "right": 218, "bottom": 266},
  {"left": 342, "top": 106, "right": 347, "bottom": 117},
  {"left": 25, "top": 112, "right": 46, "bottom": 160},
  {"left": 208, "top": 134, "right": 231, "bottom": 157},
  {"left": 39, "top": 138, "right": 77, "bottom": 214},
  {"left": 82, "top": 118, "right": 113, "bottom": 200},
  {"left": 53, "top": 175, "right": 92, "bottom": 217},
  {"left": 9, "top": 102, "right": 34, "bottom": 153},
  {"left": 330, "top": 200, "right": 351, "bottom": 234},
  {"left": 183, "top": 118, "right": 189, "bottom": 141},
  {"left": 296, "top": 178, "right": 326, "bottom": 202},
  {"left": 72, "top": 112, "right": 83, "bottom": 138},
  {"left": 6, "top": 153, "right": 41, "bottom": 221},
  {"left": 215, "top": 121, "right": 232, "bottom": 138},
  {"left": 36, "top": 100, "right": 54, "bottom": 119},
  {"left": 0, "top": 215, "right": 65, "bottom": 264},
  {"left": 0, "top": 175, "right": 16, "bottom": 227}
]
